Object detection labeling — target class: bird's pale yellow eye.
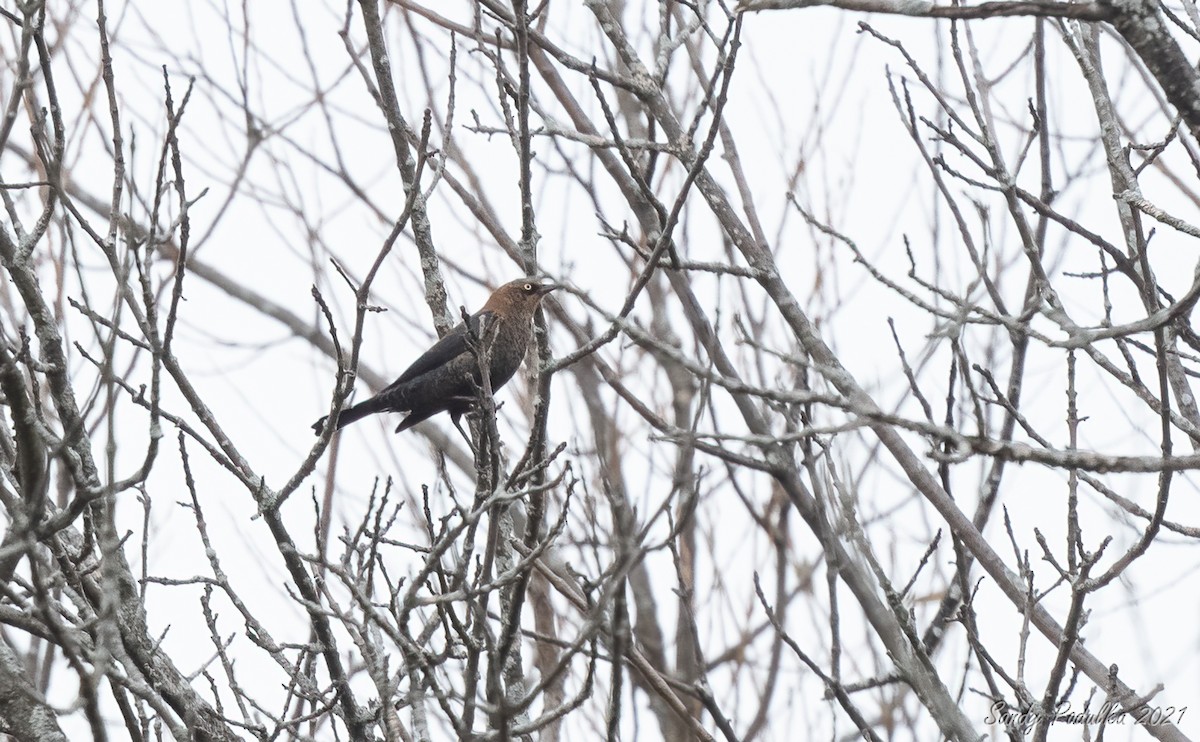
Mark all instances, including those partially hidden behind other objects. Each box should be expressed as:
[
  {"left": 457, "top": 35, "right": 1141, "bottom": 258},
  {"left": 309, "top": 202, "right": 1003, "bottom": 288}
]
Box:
[{"left": 524, "top": 283, "right": 534, "bottom": 292}]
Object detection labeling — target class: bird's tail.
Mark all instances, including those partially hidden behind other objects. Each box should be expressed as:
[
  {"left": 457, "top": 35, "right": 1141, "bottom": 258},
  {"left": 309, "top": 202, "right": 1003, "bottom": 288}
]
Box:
[{"left": 311, "top": 396, "right": 388, "bottom": 435}]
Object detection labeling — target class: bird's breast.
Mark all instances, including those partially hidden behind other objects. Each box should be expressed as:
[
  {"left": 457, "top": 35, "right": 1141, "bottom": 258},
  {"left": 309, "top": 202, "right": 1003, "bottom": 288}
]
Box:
[{"left": 486, "top": 321, "right": 534, "bottom": 385}]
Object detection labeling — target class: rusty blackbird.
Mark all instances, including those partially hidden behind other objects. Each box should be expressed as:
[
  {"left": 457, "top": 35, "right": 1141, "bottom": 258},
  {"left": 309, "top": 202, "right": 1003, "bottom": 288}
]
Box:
[{"left": 313, "top": 278, "right": 558, "bottom": 435}]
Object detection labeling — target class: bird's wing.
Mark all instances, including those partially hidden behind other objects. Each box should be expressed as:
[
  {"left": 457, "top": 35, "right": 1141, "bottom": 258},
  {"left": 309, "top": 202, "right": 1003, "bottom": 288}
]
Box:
[{"left": 391, "top": 311, "right": 495, "bottom": 385}]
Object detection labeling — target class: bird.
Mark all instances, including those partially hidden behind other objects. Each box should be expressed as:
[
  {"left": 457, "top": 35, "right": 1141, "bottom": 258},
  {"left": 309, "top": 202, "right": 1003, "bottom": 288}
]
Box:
[{"left": 313, "top": 277, "right": 559, "bottom": 437}]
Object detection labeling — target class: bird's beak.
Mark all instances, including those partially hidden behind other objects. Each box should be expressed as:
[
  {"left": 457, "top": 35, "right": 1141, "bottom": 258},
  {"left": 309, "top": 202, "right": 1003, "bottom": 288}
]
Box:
[{"left": 536, "top": 282, "right": 560, "bottom": 295}]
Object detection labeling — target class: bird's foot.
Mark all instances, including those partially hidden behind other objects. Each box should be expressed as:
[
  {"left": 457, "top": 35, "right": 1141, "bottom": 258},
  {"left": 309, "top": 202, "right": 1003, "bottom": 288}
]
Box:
[{"left": 451, "top": 414, "right": 476, "bottom": 455}]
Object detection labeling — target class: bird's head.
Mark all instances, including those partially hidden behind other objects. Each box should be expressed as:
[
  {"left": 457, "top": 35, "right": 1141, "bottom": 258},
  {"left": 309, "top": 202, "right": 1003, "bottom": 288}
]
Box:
[{"left": 483, "top": 277, "right": 560, "bottom": 316}]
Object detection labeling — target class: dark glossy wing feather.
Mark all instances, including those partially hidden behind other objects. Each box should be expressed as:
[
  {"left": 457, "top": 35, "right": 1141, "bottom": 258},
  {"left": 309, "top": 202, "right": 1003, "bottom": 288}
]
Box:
[{"left": 391, "top": 311, "right": 493, "bottom": 386}]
